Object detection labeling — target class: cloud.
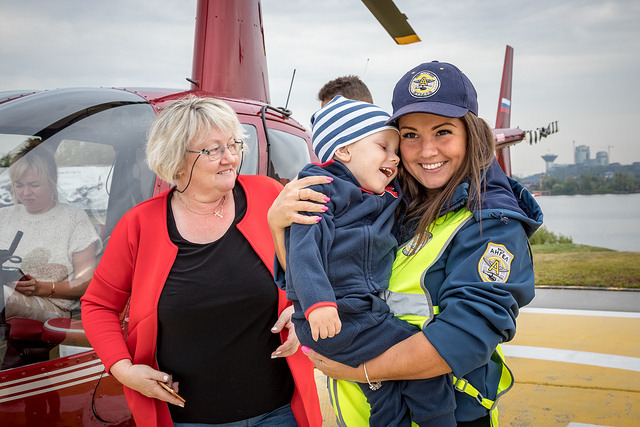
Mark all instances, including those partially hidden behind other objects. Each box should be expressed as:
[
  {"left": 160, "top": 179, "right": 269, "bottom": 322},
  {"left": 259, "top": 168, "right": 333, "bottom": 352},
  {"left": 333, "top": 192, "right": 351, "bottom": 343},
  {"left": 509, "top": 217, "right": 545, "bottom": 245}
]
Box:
[{"left": 0, "top": 0, "right": 194, "bottom": 90}]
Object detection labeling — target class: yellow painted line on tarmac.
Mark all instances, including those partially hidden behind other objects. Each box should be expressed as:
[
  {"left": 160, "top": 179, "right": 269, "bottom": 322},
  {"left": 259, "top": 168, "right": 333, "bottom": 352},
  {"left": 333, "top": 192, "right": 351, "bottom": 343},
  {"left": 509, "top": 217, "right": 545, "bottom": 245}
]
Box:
[
  {"left": 499, "top": 357, "right": 640, "bottom": 425},
  {"left": 512, "top": 309, "right": 640, "bottom": 358},
  {"left": 499, "top": 377, "right": 640, "bottom": 426},
  {"left": 507, "top": 355, "right": 640, "bottom": 392},
  {"left": 500, "top": 307, "right": 640, "bottom": 425}
]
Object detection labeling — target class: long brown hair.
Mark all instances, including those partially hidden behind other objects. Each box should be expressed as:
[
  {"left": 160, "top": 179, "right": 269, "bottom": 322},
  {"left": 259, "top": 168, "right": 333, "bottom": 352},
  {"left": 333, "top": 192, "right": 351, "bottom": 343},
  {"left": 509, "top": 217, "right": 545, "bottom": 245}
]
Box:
[{"left": 398, "top": 112, "right": 495, "bottom": 253}]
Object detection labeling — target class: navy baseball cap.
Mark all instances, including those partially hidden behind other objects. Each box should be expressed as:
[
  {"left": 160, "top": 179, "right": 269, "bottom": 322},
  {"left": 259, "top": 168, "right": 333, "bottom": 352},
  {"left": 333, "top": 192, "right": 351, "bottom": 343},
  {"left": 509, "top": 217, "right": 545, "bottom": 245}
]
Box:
[{"left": 387, "top": 61, "right": 478, "bottom": 125}]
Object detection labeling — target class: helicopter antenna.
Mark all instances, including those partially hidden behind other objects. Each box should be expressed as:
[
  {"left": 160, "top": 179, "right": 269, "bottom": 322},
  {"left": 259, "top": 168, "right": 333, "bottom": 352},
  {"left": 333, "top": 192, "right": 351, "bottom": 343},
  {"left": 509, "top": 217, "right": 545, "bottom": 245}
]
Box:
[{"left": 284, "top": 69, "right": 296, "bottom": 110}]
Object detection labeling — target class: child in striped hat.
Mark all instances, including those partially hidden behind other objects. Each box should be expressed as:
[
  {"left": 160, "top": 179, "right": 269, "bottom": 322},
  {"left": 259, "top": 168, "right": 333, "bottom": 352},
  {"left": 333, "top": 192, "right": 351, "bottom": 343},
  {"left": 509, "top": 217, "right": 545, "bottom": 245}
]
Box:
[{"left": 276, "top": 95, "right": 456, "bottom": 426}]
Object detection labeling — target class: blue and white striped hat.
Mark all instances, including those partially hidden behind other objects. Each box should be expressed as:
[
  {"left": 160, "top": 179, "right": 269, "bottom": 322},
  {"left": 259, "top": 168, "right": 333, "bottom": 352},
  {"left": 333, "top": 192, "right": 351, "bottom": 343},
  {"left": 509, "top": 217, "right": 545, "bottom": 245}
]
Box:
[{"left": 311, "top": 96, "right": 396, "bottom": 163}]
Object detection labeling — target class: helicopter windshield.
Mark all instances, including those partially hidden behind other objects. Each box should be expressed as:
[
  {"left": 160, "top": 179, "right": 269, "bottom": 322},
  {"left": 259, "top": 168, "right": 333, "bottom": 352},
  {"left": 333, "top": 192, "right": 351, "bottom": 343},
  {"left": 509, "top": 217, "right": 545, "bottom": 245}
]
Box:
[{"left": 0, "top": 89, "right": 157, "bottom": 369}]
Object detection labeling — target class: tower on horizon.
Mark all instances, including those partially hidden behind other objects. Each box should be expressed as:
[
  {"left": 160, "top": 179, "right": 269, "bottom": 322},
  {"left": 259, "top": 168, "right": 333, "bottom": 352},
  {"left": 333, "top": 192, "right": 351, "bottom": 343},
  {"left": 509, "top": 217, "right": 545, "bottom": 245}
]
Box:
[{"left": 542, "top": 153, "right": 558, "bottom": 173}]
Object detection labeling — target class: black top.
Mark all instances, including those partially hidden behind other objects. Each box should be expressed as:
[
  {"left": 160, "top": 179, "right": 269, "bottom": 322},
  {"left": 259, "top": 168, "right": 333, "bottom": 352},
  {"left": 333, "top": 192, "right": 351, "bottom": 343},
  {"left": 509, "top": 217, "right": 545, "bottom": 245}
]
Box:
[{"left": 157, "top": 184, "right": 294, "bottom": 423}]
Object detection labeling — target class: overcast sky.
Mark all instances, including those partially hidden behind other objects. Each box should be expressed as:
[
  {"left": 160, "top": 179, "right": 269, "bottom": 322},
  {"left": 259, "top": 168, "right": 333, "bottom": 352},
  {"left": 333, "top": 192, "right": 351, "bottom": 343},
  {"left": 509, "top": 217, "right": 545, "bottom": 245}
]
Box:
[{"left": 1, "top": 0, "right": 639, "bottom": 176}]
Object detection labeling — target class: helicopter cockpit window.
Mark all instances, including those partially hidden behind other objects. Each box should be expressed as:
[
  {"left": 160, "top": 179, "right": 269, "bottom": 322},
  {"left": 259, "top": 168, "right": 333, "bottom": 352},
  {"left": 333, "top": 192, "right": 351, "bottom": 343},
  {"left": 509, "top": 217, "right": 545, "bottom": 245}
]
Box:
[
  {"left": 238, "top": 124, "right": 258, "bottom": 175},
  {"left": 0, "top": 100, "right": 156, "bottom": 370},
  {"left": 266, "top": 128, "right": 310, "bottom": 184}
]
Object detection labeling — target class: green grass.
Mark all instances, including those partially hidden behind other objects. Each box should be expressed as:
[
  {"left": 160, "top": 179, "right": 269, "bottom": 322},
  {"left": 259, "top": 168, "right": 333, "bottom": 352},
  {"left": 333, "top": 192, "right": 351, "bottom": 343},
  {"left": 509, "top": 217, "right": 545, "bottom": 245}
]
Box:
[
  {"left": 531, "top": 243, "right": 640, "bottom": 290},
  {"left": 529, "top": 226, "right": 640, "bottom": 289}
]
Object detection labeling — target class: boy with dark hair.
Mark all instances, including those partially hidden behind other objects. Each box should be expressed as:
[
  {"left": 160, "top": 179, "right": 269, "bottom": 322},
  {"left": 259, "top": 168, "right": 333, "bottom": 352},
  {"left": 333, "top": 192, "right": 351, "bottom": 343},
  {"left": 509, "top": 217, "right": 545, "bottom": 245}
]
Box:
[{"left": 317, "top": 75, "right": 373, "bottom": 106}]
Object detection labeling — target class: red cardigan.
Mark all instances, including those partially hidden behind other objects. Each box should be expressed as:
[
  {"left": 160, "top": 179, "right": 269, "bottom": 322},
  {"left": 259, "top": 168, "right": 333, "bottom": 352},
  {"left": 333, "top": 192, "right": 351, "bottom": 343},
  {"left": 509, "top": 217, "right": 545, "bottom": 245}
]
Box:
[{"left": 81, "top": 175, "right": 322, "bottom": 427}]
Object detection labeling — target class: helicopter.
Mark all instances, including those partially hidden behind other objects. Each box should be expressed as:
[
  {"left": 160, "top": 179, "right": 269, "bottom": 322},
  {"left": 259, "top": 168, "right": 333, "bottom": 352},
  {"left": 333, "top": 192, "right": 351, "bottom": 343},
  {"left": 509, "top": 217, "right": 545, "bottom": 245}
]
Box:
[{"left": 0, "top": 1, "right": 556, "bottom": 425}]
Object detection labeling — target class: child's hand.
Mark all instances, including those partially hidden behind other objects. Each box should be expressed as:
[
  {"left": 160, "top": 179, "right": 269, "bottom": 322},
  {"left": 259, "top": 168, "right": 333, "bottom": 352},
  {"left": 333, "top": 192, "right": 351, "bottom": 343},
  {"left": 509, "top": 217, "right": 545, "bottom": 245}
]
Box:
[{"left": 308, "top": 306, "right": 341, "bottom": 341}]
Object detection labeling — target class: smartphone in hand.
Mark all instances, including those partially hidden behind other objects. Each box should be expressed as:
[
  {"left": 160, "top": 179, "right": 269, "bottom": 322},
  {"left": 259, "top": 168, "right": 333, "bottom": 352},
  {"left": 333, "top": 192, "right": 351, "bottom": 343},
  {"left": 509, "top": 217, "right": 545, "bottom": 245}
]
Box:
[{"left": 158, "top": 381, "right": 186, "bottom": 404}]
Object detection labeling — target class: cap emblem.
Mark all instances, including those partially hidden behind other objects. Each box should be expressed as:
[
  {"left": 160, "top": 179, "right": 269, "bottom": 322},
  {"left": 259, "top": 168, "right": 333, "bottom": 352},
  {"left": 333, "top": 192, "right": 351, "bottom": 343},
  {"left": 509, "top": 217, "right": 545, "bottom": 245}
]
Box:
[{"left": 409, "top": 71, "right": 440, "bottom": 98}]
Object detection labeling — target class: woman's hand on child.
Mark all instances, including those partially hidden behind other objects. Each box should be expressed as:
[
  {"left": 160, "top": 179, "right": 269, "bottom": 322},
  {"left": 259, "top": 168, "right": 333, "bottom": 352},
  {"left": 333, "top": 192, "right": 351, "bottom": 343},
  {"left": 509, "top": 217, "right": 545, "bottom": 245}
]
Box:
[
  {"left": 267, "top": 175, "right": 333, "bottom": 229},
  {"left": 308, "top": 306, "right": 342, "bottom": 341}
]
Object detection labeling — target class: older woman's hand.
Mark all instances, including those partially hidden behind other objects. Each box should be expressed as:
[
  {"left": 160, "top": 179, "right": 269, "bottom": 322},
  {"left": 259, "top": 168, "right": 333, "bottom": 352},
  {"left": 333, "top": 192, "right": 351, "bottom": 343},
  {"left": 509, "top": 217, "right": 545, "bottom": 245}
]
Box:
[
  {"left": 301, "top": 346, "right": 365, "bottom": 383},
  {"left": 271, "top": 305, "right": 299, "bottom": 358},
  {"left": 110, "top": 359, "right": 185, "bottom": 407},
  {"left": 267, "top": 175, "right": 333, "bottom": 230}
]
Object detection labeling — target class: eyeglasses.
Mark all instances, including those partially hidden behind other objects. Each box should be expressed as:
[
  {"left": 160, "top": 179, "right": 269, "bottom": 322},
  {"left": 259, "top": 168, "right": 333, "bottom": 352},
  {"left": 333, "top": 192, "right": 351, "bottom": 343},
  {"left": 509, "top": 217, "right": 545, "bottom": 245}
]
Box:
[{"left": 186, "top": 139, "right": 244, "bottom": 161}]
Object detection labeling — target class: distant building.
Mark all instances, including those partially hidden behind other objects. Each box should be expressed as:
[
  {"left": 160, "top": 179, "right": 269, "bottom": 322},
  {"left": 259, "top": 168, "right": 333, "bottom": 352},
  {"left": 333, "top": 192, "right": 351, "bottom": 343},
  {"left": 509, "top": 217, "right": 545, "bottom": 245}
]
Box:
[
  {"left": 595, "top": 151, "right": 609, "bottom": 166},
  {"left": 574, "top": 145, "right": 590, "bottom": 165},
  {"left": 533, "top": 143, "right": 616, "bottom": 179}
]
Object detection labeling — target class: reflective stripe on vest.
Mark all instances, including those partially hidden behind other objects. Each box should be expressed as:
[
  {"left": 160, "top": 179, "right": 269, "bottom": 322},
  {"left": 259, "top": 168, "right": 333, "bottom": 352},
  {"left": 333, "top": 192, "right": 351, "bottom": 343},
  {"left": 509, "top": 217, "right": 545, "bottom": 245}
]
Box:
[{"left": 382, "top": 208, "right": 473, "bottom": 329}]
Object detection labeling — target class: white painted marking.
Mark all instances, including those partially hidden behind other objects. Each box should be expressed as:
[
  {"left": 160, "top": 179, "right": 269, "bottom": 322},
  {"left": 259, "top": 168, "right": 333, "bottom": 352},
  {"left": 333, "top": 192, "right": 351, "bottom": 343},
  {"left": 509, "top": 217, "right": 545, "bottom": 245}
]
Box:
[
  {"left": 502, "top": 344, "right": 640, "bottom": 372},
  {"left": 568, "top": 423, "right": 614, "bottom": 427},
  {"left": 521, "top": 307, "right": 640, "bottom": 318}
]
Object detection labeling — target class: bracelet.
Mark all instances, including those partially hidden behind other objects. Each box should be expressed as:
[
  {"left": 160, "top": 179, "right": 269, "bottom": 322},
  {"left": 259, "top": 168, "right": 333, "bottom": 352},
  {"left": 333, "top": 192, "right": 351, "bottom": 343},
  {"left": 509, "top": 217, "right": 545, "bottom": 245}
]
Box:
[
  {"left": 363, "top": 362, "right": 382, "bottom": 391},
  {"left": 47, "top": 281, "right": 55, "bottom": 297}
]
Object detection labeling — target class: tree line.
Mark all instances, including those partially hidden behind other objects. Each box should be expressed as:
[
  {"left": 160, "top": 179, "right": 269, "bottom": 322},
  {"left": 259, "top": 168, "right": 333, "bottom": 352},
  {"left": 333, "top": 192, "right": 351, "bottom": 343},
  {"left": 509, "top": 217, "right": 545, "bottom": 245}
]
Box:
[{"left": 528, "top": 173, "right": 640, "bottom": 195}]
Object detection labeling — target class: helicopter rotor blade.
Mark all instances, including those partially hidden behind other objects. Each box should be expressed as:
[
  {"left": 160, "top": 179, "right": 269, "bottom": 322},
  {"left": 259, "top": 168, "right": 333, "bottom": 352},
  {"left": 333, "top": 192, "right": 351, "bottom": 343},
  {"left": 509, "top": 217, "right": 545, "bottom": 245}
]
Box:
[{"left": 361, "top": 0, "right": 421, "bottom": 45}]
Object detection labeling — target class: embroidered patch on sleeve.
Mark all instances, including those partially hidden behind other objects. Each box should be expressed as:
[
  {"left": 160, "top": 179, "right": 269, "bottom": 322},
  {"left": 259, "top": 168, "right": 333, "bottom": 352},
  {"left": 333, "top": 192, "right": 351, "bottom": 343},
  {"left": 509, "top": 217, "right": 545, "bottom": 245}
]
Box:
[{"left": 478, "top": 243, "right": 514, "bottom": 283}]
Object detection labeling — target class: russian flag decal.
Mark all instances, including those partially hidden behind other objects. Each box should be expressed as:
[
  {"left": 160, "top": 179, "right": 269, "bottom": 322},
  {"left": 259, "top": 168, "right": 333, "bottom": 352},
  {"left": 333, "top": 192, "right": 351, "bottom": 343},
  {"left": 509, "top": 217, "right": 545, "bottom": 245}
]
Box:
[{"left": 500, "top": 97, "right": 511, "bottom": 113}]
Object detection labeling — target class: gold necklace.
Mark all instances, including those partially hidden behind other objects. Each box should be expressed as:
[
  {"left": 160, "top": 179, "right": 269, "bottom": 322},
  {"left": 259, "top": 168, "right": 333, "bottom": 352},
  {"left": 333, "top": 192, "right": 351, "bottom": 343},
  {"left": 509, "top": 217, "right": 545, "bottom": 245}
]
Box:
[{"left": 177, "top": 194, "right": 227, "bottom": 218}]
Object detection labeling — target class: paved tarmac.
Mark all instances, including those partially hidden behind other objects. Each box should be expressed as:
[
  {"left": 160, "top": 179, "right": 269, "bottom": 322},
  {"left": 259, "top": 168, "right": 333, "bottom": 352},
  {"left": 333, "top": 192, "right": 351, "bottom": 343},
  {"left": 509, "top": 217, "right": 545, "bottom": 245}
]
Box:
[
  {"left": 529, "top": 287, "right": 640, "bottom": 313},
  {"left": 499, "top": 287, "right": 640, "bottom": 426},
  {"left": 315, "top": 287, "right": 640, "bottom": 426}
]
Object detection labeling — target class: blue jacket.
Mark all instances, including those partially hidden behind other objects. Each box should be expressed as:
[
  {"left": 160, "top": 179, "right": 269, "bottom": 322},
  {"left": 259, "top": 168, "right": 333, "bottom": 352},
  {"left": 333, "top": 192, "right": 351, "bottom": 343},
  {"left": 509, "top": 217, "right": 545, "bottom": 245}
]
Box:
[
  {"left": 394, "top": 159, "right": 543, "bottom": 422},
  {"left": 279, "top": 160, "right": 401, "bottom": 317}
]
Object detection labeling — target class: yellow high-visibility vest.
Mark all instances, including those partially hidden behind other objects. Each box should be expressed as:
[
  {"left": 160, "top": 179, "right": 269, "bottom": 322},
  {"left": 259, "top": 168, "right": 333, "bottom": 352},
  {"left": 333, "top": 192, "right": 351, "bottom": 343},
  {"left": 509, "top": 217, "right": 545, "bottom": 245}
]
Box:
[{"left": 328, "top": 208, "right": 513, "bottom": 426}]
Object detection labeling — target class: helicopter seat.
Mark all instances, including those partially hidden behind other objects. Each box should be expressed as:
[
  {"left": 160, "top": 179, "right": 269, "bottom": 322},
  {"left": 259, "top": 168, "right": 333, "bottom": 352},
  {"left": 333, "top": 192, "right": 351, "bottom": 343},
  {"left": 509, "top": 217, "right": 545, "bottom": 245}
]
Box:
[
  {"left": 2, "top": 318, "right": 53, "bottom": 369},
  {"left": 7, "top": 317, "right": 43, "bottom": 341},
  {"left": 41, "top": 317, "right": 90, "bottom": 348}
]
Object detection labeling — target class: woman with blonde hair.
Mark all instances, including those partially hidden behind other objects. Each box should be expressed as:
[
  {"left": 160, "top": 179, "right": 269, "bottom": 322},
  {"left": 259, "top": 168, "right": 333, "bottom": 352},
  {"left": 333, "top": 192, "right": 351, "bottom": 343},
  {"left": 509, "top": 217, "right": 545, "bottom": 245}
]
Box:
[{"left": 81, "top": 96, "right": 321, "bottom": 427}]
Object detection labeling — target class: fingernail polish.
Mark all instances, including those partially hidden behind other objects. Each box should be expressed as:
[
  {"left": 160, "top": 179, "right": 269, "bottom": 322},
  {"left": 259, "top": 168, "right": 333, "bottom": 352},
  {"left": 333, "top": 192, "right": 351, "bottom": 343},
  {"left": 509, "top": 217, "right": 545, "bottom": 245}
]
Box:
[
  {"left": 163, "top": 375, "right": 168, "bottom": 382},
  {"left": 325, "top": 177, "right": 334, "bottom": 182},
  {"left": 315, "top": 217, "right": 322, "bottom": 222},
  {"left": 323, "top": 196, "right": 331, "bottom": 202},
  {"left": 301, "top": 346, "right": 310, "bottom": 355},
  {"left": 271, "top": 326, "right": 278, "bottom": 331},
  {"left": 321, "top": 206, "right": 328, "bottom": 211}
]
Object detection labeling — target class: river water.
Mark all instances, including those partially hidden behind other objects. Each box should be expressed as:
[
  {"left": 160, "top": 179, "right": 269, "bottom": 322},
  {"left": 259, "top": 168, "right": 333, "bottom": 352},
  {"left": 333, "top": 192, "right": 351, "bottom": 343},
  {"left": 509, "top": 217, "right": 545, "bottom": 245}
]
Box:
[{"left": 533, "top": 193, "right": 640, "bottom": 252}]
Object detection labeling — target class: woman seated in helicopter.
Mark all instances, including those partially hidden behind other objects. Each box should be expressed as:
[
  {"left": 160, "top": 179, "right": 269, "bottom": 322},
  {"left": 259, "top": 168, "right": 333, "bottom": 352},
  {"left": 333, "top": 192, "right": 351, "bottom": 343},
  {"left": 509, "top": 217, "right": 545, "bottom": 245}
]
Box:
[{"left": 0, "top": 140, "right": 102, "bottom": 324}]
